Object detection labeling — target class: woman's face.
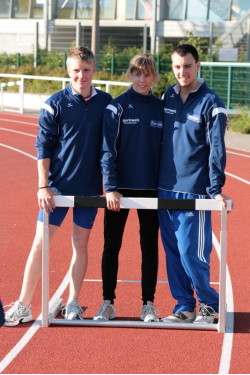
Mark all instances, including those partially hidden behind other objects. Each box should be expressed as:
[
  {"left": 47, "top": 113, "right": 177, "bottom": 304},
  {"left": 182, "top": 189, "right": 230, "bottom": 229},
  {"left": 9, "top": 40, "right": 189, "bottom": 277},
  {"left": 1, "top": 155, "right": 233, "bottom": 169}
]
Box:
[{"left": 131, "top": 70, "right": 155, "bottom": 95}]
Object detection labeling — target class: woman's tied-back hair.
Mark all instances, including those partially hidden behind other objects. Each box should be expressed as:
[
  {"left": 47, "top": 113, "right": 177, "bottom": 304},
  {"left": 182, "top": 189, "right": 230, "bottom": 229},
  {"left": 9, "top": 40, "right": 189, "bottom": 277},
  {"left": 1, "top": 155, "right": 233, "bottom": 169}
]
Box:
[
  {"left": 126, "top": 54, "right": 159, "bottom": 85},
  {"left": 66, "top": 46, "right": 95, "bottom": 67}
]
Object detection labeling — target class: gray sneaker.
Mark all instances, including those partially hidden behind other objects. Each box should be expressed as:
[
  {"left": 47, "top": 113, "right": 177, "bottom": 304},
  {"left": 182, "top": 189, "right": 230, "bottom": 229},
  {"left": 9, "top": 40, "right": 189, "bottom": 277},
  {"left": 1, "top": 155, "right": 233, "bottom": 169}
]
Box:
[
  {"left": 193, "top": 304, "right": 217, "bottom": 324},
  {"left": 62, "top": 300, "right": 83, "bottom": 320},
  {"left": 162, "top": 310, "right": 196, "bottom": 323},
  {"left": 140, "top": 301, "right": 160, "bottom": 322},
  {"left": 93, "top": 300, "right": 116, "bottom": 321},
  {"left": 4, "top": 301, "right": 32, "bottom": 326}
]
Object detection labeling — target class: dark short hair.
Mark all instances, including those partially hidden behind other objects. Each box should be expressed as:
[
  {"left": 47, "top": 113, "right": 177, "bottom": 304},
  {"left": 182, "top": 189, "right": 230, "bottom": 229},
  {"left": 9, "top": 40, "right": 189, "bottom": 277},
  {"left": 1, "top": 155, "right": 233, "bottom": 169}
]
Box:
[
  {"left": 66, "top": 46, "right": 95, "bottom": 66},
  {"left": 171, "top": 44, "right": 199, "bottom": 63}
]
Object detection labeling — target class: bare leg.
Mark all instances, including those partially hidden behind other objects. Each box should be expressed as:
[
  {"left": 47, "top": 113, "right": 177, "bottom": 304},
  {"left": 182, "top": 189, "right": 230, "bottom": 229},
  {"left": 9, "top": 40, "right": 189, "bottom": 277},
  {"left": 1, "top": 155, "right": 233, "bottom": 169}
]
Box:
[
  {"left": 67, "top": 223, "right": 91, "bottom": 302},
  {"left": 19, "top": 221, "right": 59, "bottom": 307}
]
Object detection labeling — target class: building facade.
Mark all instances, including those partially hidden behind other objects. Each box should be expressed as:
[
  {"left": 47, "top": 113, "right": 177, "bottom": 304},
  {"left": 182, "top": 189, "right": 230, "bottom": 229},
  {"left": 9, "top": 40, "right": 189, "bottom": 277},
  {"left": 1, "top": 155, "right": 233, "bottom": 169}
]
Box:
[{"left": 0, "top": 0, "right": 249, "bottom": 56}]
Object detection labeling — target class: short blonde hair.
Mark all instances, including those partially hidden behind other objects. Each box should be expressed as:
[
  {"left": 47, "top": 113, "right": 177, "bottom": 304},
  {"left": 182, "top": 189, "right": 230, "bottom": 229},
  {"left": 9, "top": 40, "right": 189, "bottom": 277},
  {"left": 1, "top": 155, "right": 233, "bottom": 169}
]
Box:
[
  {"left": 126, "top": 54, "right": 159, "bottom": 85},
  {"left": 66, "top": 46, "right": 95, "bottom": 67}
]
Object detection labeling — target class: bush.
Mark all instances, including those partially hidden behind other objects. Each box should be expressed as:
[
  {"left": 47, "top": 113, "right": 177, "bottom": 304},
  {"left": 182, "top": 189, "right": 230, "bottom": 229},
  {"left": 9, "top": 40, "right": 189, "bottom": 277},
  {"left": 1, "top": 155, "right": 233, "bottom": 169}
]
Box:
[{"left": 229, "top": 111, "right": 250, "bottom": 134}]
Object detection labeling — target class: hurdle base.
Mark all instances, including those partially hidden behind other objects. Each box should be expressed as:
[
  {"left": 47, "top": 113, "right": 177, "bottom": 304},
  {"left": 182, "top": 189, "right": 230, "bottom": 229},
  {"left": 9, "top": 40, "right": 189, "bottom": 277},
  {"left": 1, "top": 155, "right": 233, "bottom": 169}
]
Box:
[{"left": 48, "top": 318, "right": 218, "bottom": 331}]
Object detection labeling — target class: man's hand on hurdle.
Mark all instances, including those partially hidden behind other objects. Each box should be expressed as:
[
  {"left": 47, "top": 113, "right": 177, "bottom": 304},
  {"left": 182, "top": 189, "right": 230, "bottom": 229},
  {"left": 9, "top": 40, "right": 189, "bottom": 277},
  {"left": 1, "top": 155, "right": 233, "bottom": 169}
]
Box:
[
  {"left": 215, "top": 193, "right": 233, "bottom": 210},
  {"left": 106, "top": 191, "right": 123, "bottom": 211},
  {"left": 37, "top": 187, "right": 56, "bottom": 213}
]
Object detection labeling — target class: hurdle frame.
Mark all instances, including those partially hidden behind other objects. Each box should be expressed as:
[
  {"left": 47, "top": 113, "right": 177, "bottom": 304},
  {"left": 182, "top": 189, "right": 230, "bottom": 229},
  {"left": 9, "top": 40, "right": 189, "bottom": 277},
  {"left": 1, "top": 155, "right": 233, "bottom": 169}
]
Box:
[{"left": 41, "top": 196, "right": 232, "bottom": 333}]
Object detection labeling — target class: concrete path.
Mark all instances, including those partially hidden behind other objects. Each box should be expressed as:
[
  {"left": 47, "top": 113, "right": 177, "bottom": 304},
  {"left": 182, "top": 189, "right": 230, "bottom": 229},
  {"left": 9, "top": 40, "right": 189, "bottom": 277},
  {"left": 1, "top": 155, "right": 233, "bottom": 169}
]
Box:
[{"left": 225, "top": 131, "right": 250, "bottom": 152}]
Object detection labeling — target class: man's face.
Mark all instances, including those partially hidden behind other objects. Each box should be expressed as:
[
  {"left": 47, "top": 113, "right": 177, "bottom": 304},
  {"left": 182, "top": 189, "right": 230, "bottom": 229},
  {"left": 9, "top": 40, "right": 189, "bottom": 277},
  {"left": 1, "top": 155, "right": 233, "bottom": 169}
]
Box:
[
  {"left": 67, "top": 58, "right": 96, "bottom": 95},
  {"left": 171, "top": 52, "right": 200, "bottom": 89}
]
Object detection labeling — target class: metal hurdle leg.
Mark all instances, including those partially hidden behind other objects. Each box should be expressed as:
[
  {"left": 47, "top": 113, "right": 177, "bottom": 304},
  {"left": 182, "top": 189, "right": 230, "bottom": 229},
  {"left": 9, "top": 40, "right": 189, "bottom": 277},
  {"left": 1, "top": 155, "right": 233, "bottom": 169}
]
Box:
[
  {"left": 42, "top": 211, "right": 50, "bottom": 327},
  {"left": 218, "top": 208, "right": 228, "bottom": 333}
]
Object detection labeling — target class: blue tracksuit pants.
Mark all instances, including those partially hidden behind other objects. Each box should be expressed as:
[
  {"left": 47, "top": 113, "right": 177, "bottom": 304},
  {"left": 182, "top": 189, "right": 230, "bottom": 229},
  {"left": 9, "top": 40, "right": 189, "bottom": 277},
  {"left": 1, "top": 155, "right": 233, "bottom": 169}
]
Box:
[{"left": 158, "top": 190, "right": 219, "bottom": 313}]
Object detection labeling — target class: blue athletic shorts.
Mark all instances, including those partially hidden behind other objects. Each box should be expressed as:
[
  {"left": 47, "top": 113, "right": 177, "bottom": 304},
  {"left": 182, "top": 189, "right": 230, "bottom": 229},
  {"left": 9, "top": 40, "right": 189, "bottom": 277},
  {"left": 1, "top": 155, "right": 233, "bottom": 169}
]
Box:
[{"left": 37, "top": 207, "right": 98, "bottom": 229}]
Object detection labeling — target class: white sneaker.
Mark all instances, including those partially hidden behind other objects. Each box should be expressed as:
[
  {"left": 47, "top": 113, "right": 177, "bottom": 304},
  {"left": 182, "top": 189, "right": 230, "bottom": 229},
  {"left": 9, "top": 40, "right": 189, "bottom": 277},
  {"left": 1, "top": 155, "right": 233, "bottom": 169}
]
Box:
[
  {"left": 93, "top": 300, "right": 116, "bottom": 321},
  {"left": 162, "top": 310, "right": 196, "bottom": 323},
  {"left": 193, "top": 304, "right": 217, "bottom": 324},
  {"left": 62, "top": 300, "right": 84, "bottom": 320},
  {"left": 4, "top": 301, "right": 32, "bottom": 326},
  {"left": 140, "top": 301, "right": 160, "bottom": 322}
]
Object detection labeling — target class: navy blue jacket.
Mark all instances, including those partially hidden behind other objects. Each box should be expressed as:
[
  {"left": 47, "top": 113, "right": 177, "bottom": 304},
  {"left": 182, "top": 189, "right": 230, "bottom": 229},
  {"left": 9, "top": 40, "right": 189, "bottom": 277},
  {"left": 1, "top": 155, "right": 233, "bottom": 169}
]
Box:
[
  {"left": 159, "top": 79, "right": 227, "bottom": 197},
  {"left": 101, "top": 87, "right": 163, "bottom": 192},
  {"left": 36, "top": 84, "right": 112, "bottom": 196}
]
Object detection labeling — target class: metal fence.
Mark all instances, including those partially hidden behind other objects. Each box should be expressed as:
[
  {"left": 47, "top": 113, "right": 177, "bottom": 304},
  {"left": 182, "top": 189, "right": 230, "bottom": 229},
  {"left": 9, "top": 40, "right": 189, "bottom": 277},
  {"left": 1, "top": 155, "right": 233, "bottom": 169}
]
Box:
[
  {"left": 0, "top": 61, "right": 250, "bottom": 112},
  {"left": 198, "top": 62, "right": 250, "bottom": 111}
]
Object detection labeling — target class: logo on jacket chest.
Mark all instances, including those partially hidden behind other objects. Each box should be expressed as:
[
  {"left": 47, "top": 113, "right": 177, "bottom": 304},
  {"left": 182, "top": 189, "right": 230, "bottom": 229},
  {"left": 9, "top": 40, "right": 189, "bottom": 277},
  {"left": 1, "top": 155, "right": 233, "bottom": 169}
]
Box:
[
  {"left": 187, "top": 113, "right": 202, "bottom": 123},
  {"left": 122, "top": 118, "right": 140, "bottom": 125},
  {"left": 164, "top": 108, "right": 176, "bottom": 115}
]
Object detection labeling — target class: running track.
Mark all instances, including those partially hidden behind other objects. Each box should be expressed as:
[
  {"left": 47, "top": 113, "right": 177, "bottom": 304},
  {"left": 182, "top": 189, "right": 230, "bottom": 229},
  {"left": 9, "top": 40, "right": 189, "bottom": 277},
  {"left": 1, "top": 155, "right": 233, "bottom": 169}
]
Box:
[{"left": 0, "top": 111, "right": 249, "bottom": 374}]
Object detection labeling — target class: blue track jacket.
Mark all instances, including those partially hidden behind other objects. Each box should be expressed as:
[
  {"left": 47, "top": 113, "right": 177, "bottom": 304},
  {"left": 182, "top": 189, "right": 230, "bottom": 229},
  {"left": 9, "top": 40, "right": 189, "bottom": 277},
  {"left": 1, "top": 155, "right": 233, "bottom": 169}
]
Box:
[
  {"left": 159, "top": 79, "right": 227, "bottom": 198},
  {"left": 101, "top": 87, "right": 164, "bottom": 192},
  {"left": 36, "top": 84, "right": 112, "bottom": 196}
]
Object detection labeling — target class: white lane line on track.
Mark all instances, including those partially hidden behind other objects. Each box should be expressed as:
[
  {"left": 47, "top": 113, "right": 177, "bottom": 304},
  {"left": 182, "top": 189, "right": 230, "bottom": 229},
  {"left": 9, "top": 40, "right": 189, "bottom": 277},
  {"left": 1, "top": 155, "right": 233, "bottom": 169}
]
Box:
[
  {"left": 0, "top": 117, "right": 38, "bottom": 126},
  {"left": 213, "top": 233, "right": 234, "bottom": 375},
  {"left": 0, "top": 143, "right": 234, "bottom": 374},
  {"left": 227, "top": 150, "right": 250, "bottom": 158},
  {"left": 0, "top": 271, "right": 70, "bottom": 374},
  {"left": 0, "top": 144, "right": 36, "bottom": 160},
  {"left": 225, "top": 171, "right": 250, "bottom": 184},
  {"left": 0, "top": 127, "right": 36, "bottom": 137}
]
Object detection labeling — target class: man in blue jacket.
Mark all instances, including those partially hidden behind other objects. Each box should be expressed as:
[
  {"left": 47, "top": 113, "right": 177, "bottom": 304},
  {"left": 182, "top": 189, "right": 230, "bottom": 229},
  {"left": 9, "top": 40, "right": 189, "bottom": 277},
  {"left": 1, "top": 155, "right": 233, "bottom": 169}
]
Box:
[
  {"left": 158, "top": 44, "right": 229, "bottom": 324},
  {"left": 4, "top": 46, "right": 112, "bottom": 326}
]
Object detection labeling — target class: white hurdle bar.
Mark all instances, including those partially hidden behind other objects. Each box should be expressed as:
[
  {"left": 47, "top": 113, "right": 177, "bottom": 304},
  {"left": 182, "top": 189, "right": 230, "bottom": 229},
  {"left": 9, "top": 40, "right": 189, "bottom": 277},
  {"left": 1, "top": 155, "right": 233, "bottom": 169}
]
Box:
[{"left": 42, "top": 197, "right": 232, "bottom": 332}]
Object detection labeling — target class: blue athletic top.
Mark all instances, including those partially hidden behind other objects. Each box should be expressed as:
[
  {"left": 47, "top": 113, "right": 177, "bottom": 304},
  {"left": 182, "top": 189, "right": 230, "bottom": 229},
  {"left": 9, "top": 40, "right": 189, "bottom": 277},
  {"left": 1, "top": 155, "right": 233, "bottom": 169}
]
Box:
[
  {"left": 159, "top": 79, "right": 227, "bottom": 198},
  {"left": 36, "top": 84, "right": 112, "bottom": 196},
  {"left": 101, "top": 87, "right": 164, "bottom": 192}
]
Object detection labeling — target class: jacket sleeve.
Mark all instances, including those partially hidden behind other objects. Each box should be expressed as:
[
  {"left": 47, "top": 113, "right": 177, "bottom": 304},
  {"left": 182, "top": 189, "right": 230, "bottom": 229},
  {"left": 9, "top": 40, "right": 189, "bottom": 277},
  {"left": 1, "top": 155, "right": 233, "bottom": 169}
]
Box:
[
  {"left": 35, "top": 100, "right": 59, "bottom": 160},
  {"left": 205, "top": 100, "right": 227, "bottom": 198},
  {"left": 100, "top": 102, "right": 122, "bottom": 193}
]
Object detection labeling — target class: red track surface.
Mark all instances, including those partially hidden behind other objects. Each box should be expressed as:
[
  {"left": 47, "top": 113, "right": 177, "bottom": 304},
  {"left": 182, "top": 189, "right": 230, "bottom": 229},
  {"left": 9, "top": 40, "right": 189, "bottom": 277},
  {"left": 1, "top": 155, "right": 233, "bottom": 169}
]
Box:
[{"left": 0, "top": 111, "right": 249, "bottom": 374}]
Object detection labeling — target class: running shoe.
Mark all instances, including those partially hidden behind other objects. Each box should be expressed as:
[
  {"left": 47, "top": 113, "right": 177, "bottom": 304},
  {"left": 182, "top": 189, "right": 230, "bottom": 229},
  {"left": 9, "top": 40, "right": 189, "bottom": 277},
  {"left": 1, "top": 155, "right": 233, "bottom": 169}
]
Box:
[
  {"left": 193, "top": 304, "right": 217, "bottom": 324},
  {"left": 162, "top": 310, "right": 196, "bottom": 323},
  {"left": 4, "top": 301, "right": 32, "bottom": 326},
  {"left": 93, "top": 300, "right": 116, "bottom": 321},
  {"left": 62, "top": 299, "right": 84, "bottom": 320},
  {"left": 140, "top": 301, "right": 160, "bottom": 322}
]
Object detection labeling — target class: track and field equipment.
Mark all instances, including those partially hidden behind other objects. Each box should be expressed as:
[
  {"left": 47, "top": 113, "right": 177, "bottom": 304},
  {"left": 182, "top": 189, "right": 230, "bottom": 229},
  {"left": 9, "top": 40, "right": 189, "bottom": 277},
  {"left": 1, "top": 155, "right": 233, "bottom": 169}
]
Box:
[{"left": 41, "top": 196, "right": 232, "bottom": 333}]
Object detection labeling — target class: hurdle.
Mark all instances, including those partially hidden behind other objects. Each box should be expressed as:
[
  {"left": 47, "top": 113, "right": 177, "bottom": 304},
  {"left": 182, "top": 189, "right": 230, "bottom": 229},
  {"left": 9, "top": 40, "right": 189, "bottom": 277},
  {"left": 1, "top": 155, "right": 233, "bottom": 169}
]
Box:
[{"left": 41, "top": 196, "right": 232, "bottom": 333}]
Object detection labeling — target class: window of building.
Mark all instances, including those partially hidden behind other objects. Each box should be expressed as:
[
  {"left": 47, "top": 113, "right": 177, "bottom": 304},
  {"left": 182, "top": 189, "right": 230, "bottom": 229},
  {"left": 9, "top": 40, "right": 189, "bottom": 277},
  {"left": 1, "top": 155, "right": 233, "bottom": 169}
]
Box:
[
  {"left": 138, "top": 0, "right": 152, "bottom": 20},
  {"left": 100, "top": 0, "right": 116, "bottom": 19},
  {"left": 126, "top": 0, "right": 137, "bottom": 19},
  {"left": 12, "top": 0, "right": 29, "bottom": 18},
  {"left": 57, "top": 0, "right": 75, "bottom": 19},
  {"left": 0, "top": 0, "right": 10, "bottom": 17},
  {"left": 168, "top": 0, "right": 185, "bottom": 20},
  {"left": 231, "top": 0, "right": 249, "bottom": 20},
  {"left": 77, "top": 0, "right": 92, "bottom": 19},
  {"left": 30, "top": 0, "right": 43, "bottom": 18},
  {"left": 186, "top": 0, "right": 208, "bottom": 21},
  {"left": 208, "top": 0, "right": 230, "bottom": 21}
]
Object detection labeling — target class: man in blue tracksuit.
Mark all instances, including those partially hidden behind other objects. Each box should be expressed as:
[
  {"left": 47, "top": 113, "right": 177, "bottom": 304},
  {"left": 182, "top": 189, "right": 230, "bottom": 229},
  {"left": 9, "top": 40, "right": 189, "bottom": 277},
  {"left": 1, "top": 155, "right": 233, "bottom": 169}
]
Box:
[
  {"left": 158, "top": 44, "right": 229, "bottom": 324},
  {"left": 4, "top": 46, "right": 112, "bottom": 325},
  {"left": 94, "top": 54, "right": 163, "bottom": 322}
]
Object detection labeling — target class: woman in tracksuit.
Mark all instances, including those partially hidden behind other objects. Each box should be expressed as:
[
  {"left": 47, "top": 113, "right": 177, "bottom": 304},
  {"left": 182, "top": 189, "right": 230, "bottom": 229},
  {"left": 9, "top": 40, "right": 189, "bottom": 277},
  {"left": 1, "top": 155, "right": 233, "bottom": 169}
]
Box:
[{"left": 94, "top": 54, "right": 164, "bottom": 322}]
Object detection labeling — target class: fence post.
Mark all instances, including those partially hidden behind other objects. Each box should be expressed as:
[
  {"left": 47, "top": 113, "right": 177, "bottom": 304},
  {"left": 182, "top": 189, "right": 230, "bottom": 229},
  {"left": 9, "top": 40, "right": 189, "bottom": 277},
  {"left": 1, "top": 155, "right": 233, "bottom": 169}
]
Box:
[
  {"left": 111, "top": 54, "right": 114, "bottom": 75},
  {"left": 227, "top": 66, "right": 232, "bottom": 111},
  {"left": 34, "top": 22, "right": 39, "bottom": 68},
  {"left": 63, "top": 53, "right": 67, "bottom": 69},
  {"left": 16, "top": 53, "right": 20, "bottom": 68}
]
